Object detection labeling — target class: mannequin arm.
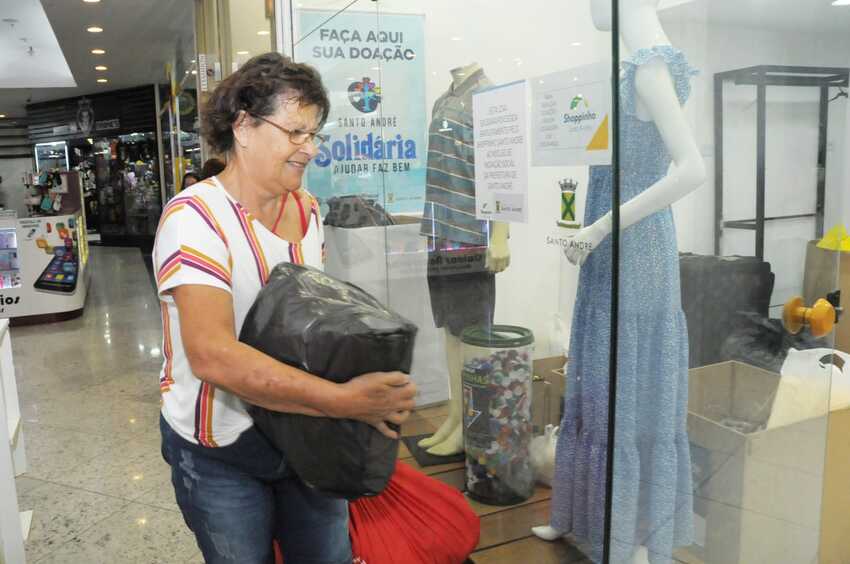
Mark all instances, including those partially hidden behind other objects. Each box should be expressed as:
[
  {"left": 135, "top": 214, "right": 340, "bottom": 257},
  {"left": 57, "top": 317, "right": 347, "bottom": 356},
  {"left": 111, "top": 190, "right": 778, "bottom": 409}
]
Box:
[
  {"left": 564, "top": 58, "right": 705, "bottom": 266},
  {"left": 486, "top": 221, "right": 510, "bottom": 273}
]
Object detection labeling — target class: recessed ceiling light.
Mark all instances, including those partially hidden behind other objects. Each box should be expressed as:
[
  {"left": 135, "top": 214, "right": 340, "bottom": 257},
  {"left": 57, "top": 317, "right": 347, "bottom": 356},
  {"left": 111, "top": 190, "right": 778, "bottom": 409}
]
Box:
[
  {"left": 83, "top": 0, "right": 101, "bottom": 3},
  {"left": 91, "top": 48, "right": 106, "bottom": 54},
  {"left": 191, "top": 70, "right": 197, "bottom": 75},
  {"left": 257, "top": 30, "right": 270, "bottom": 36},
  {"left": 87, "top": 26, "right": 104, "bottom": 33},
  {"left": 97, "top": 78, "right": 108, "bottom": 83},
  {"left": 571, "top": 42, "right": 583, "bottom": 46},
  {"left": 450, "top": 36, "right": 463, "bottom": 41},
  {"left": 95, "top": 65, "right": 107, "bottom": 71},
  {"left": 237, "top": 50, "right": 250, "bottom": 55},
  {"left": 0, "top": 114, "right": 5, "bottom": 119}
]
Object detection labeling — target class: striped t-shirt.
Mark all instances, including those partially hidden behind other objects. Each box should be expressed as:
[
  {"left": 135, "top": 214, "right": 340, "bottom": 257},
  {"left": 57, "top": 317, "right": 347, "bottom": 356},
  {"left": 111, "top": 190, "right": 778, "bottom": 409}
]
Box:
[
  {"left": 421, "top": 69, "right": 492, "bottom": 246},
  {"left": 153, "top": 177, "right": 324, "bottom": 447}
]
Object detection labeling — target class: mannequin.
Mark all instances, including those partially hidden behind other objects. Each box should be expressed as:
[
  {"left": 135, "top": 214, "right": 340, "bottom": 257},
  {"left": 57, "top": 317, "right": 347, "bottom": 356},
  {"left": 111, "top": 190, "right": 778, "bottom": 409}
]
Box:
[
  {"left": 419, "top": 63, "right": 511, "bottom": 456},
  {"left": 533, "top": 1, "right": 704, "bottom": 563}
]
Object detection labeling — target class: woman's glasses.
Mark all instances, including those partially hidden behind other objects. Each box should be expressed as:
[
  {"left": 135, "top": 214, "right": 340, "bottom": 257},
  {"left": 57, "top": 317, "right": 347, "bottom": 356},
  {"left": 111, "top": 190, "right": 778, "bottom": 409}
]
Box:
[{"left": 249, "top": 113, "right": 329, "bottom": 146}]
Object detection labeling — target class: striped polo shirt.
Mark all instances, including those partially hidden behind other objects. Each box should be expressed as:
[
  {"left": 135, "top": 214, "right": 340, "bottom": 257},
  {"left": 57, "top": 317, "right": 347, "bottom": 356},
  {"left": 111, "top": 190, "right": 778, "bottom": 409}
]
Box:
[{"left": 421, "top": 69, "right": 492, "bottom": 246}]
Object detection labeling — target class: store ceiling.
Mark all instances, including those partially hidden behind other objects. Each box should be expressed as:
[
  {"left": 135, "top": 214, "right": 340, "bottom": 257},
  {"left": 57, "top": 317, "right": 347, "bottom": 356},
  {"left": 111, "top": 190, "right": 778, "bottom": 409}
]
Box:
[
  {"left": 662, "top": 0, "right": 850, "bottom": 33},
  {"left": 0, "top": 0, "right": 192, "bottom": 121}
]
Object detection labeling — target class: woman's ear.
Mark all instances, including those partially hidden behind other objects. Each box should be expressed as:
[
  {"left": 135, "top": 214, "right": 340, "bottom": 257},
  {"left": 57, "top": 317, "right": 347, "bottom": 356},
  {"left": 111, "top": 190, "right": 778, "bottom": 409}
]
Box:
[{"left": 232, "top": 110, "right": 250, "bottom": 149}]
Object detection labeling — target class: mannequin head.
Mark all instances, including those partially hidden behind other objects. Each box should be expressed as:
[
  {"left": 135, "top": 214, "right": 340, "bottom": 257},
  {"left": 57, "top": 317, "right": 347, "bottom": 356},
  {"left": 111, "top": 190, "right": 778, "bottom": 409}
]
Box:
[{"left": 590, "top": 0, "right": 661, "bottom": 31}]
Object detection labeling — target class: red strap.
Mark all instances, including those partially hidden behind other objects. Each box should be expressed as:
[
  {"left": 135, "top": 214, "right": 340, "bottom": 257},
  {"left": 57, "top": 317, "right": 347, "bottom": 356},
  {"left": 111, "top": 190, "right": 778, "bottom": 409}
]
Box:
[
  {"left": 294, "top": 193, "right": 309, "bottom": 237},
  {"left": 271, "top": 193, "right": 288, "bottom": 234}
]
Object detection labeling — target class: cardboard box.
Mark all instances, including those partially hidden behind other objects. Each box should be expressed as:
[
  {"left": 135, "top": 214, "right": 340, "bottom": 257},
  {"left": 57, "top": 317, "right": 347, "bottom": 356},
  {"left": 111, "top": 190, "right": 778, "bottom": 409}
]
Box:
[
  {"left": 688, "top": 361, "right": 850, "bottom": 564},
  {"left": 531, "top": 355, "right": 566, "bottom": 433}
]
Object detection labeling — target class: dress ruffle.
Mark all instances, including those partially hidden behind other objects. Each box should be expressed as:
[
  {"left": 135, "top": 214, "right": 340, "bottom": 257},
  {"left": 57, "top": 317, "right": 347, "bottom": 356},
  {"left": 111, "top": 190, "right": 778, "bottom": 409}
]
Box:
[{"left": 620, "top": 45, "right": 698, "bottom": 117}]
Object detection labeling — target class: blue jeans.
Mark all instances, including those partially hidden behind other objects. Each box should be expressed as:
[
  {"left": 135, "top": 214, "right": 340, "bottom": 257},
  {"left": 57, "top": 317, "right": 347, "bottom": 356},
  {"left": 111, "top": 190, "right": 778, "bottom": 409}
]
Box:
[{"left": 160, "top": 416, "right": 351, "bottom": 564}]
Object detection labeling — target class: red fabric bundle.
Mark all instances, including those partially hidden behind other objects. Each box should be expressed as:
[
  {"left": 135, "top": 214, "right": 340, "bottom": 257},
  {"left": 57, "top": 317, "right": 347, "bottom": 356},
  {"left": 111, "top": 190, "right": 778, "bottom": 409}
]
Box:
[
  {"left": 349, "top": 461, "right": 480, "bottom": 563},
  {"left": 276, "top": 461, "right": 479, "bottom": 564}
]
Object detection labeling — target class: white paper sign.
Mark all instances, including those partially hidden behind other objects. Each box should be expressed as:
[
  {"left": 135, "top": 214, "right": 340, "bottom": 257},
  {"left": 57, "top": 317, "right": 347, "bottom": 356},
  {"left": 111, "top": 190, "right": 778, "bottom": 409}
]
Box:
[
  {"left": 473, "top": 80, "right": 528, "bottom": 223},
  {"left": 531, "top": 62, "right": 611, "bottom": 167}
]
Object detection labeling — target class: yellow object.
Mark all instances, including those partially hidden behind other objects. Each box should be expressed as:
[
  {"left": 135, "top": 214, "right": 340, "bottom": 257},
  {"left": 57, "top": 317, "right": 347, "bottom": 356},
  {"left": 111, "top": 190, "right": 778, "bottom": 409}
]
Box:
[
  {"left": 36, "top": 238, "right": 47, "bottom": 249},
  {"left": 586, "top": 114, "right": 609, "bottom": 152},
  {"left": 817, "top": 224, "right": 850, "bottom": 252},
  {"left": 783, "top": 296, "right": 836, "bottom": 338}
]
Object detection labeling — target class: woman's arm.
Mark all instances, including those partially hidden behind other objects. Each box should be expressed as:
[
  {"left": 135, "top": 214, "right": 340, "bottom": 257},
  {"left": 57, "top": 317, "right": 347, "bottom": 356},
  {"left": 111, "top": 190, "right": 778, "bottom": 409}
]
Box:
[{"left": 171, "top": 284, "right": 416, "bottom": 438}]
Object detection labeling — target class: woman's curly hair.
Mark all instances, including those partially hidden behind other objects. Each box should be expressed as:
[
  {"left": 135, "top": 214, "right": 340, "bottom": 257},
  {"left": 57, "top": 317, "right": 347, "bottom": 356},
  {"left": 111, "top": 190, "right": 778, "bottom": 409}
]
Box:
[{"left": 201, "top": 52, "right": 330, "bottom": 154}]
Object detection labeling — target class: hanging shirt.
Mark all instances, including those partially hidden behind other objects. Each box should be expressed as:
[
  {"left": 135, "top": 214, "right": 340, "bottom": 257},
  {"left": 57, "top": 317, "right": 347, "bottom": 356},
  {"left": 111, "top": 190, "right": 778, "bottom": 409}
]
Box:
[
  {"left": 421, "top": 69, "right": 492, "bottom": 246},
  {"left": 153, "top": 176, "right": 324, "bottom": 447}
]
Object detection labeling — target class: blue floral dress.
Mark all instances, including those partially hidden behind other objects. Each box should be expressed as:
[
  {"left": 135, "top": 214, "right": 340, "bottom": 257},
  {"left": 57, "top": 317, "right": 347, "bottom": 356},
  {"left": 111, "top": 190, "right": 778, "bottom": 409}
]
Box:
[{"left": 551, "top": 46, "right": 698, "bottom": 564}]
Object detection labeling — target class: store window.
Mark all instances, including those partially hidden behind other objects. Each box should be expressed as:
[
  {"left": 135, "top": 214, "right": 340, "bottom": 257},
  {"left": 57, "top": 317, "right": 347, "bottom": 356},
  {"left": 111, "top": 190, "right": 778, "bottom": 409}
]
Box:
[{"left": 280, "top": 0, "right": 850, "bottom": 562}]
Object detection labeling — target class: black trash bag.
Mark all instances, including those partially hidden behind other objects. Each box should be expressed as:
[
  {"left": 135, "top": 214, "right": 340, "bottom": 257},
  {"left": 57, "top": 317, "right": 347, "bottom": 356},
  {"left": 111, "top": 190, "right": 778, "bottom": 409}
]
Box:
[
  {"left": 720, "top": 312, "right": 828, "bottom": 374},
  {"left": 323, "top": 195, "right": 396, "bottom": 228},
  {"left": 239, "top": 262, "right": 417, "bottom": 500}
]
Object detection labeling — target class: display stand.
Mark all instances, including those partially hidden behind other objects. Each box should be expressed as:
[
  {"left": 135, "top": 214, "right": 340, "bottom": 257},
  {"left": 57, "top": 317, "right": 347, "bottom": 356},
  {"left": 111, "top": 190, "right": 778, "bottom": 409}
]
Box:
[
  {"left": 0, "top": 319, "right": 31, "bottom": 563},
  {"left": 714, "top": 66, "right": 850, "bottom": 259}
]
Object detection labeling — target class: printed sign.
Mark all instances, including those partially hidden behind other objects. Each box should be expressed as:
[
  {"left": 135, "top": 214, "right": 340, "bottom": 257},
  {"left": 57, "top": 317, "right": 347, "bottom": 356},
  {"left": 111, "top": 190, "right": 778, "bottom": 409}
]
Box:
[
  {"left": 472, "top": 80, "right": 528, "bottom": 223},
  {"left": 531, "top": 63, "right": 611, "bottom": 167}
]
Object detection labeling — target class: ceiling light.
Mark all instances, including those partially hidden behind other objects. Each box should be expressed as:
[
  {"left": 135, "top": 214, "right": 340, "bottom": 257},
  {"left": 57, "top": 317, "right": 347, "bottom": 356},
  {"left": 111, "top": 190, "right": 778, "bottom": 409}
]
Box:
[
  {"left": 571, "top": 42, "right": 583, "bottom": 46},
  {"left": 191, "top": 70, "right": 197, "bottom": 75},
  {"left": 450, "top": 37, "right": 462, "bottom": 41},
  {"left": 97, "top": 78, "right": 108, "bottom": 83},
  {"left": 83, "top": 0, "right": 101, "bottom": 3},
  {"left": 87, "top": 26, "right": 104, "bottom": 33},
  {"left": 833, "top": 0, "right": 850, "bottom": 5},
  {"left": 236, "top": 50, "right": 250, "bottom": 55},
  {"left": 91, "top": 48, "right": 106, "bottom": 55},
  {"left": 95, "top": 65, "right": 107, "bottom": 71},
  {"left": 257, "top": 30, "right": 270, "bottom": 36},
  {"left": 0, "top": 115, "right": 5, "bottom": 119}
]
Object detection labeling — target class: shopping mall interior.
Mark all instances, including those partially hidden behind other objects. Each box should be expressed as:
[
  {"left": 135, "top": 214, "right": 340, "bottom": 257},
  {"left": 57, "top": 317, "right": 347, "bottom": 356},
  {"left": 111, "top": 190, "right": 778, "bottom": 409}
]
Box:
[{"left": 1, "top": 0, "right": 850, "bottom": 562}]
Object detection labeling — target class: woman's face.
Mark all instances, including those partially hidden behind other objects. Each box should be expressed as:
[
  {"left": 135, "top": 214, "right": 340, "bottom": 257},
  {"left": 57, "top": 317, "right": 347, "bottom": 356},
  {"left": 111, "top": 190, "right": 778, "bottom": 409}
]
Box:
[{"left": 238, "top": 96, "right": 322, "bottom": 194}]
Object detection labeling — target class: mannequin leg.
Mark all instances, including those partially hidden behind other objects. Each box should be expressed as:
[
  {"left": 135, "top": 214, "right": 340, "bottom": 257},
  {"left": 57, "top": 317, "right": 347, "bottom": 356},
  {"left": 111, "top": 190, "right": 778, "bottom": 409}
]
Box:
[{"left": 417, "top": 331, "right": 464, "bottom": 455}]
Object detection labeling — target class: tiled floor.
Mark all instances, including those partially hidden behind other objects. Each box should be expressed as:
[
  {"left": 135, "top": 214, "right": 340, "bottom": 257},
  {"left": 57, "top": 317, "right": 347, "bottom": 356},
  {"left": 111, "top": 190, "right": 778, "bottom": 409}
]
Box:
[
  {"left": 13, "top": 247, "right": 201, "bottom": 563},
  {"left": 10, "top": 246, "right": 583, "bottom": 563}
]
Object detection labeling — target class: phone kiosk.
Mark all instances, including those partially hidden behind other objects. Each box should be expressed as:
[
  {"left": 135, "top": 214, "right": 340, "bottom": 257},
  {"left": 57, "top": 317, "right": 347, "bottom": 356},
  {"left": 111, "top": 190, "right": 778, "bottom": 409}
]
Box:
[{"left": 0, "top": 169, "right": 90, "bottom": 324}]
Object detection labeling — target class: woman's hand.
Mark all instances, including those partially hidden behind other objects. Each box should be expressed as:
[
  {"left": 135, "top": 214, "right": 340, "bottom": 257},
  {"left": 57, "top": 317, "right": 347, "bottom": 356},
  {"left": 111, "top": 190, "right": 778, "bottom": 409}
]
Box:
[{"left": 338, "top": 372, "right": 417, "bottom": 439}]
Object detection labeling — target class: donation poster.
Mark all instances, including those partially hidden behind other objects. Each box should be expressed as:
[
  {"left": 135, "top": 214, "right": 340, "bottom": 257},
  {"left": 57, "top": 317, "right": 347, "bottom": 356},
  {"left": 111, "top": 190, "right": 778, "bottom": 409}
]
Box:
[
  {"left": 472, "top": 80, "right": 529, "bottom": 223},
  {"left": 531, "top": 62, "right": 611, "bottom": 167},
  {"left": 296, "top": 10, "right": 427, "bottom": 214}
]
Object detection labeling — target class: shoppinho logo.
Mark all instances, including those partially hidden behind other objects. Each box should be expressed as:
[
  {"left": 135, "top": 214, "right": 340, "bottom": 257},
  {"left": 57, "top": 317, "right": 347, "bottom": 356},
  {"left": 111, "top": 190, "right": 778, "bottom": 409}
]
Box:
[
  {"left": 564, "top": 93, "right": 598, "bottom": 125},
  {"left": 314, "top": 133, "right": 417, "bottom": 168},
  {"left": 569, "top": 94, "right": 589, "bottom": 110},
  {"left": 347, "top": 77, "right": 382, "bottom": 113}
]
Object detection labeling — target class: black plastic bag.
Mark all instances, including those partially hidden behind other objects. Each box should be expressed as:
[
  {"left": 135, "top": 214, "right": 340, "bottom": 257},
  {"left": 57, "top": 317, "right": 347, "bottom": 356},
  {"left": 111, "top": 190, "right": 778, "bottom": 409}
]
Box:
[{"left": 239, "top": 262, "right": 417, "bottom": 499}]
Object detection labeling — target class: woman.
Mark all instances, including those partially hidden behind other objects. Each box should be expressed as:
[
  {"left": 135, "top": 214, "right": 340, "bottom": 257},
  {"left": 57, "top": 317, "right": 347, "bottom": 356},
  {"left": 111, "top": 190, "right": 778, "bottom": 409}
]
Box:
[
  {"left": 154, "top": 52, "right": 416, "bottom": 564},
  {"left": 181, "top": 171, "right": 200, "bottom": 190}
]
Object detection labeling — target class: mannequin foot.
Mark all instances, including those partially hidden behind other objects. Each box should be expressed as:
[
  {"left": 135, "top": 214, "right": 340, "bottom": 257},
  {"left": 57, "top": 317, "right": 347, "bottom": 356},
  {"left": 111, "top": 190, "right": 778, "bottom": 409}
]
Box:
[
  {"left": 425, "top": 423, "right": 463, "bottom": 456},
  {"left": 631, "top": 546, "right": 649, "bottom": 564},
  {"left": 417, "top": 414, "right": 459, "bottom": 448},
  {"left": 531, "top": 525, "right": 566, "bottom": 542}
]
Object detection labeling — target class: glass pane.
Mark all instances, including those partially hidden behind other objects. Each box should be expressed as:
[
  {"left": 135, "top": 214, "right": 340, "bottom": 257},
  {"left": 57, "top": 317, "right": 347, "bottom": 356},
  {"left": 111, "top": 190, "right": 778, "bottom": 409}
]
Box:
[
  {"left": 363, "top": 0, "right": 612, "bottom": 560},
  {"left": 614, "top": 1, "right": 849, "bottom": 563}
]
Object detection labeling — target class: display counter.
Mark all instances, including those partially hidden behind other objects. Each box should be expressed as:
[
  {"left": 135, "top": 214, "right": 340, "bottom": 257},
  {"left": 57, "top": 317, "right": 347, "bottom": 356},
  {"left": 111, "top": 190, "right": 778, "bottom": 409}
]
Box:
[{"left": 0, "top": 211, "right": 89, "bottom": 324}]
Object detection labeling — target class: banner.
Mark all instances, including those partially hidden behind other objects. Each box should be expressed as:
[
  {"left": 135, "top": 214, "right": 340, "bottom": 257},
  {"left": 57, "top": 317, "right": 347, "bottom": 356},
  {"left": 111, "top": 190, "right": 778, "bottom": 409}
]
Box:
[{"left": 297, "top": 10, "right": 427, "bottom": 214}]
